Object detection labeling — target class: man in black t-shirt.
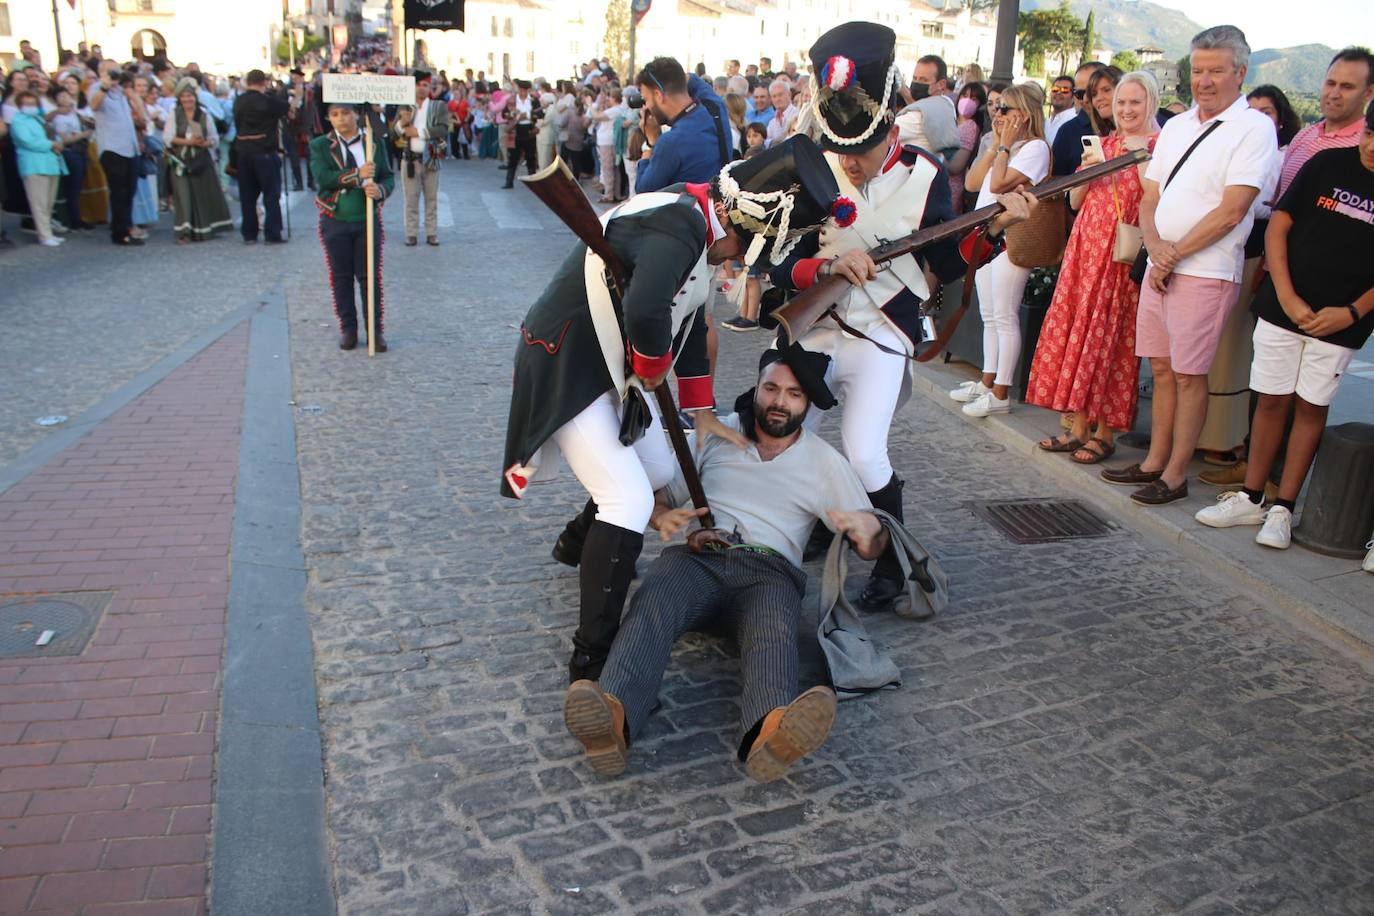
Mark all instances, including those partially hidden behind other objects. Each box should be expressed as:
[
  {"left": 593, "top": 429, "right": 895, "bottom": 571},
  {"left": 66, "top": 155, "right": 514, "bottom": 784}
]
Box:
[{"left": 1195, "top": 100, "right": 1374, "bottom": 551}]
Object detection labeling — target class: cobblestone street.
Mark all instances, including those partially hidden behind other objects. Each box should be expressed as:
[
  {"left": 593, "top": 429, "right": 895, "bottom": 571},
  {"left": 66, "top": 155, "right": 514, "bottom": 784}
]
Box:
[
  {"left": 2, "top": 157, "right": 1372, "bottom": 914},
  {"left": 281, "top": 162, "right": 1373, "bottom": 914}
]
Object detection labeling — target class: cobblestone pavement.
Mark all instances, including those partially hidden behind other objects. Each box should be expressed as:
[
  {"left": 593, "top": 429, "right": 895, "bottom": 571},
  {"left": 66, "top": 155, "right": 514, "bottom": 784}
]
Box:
[
  {"left": 0, "top": 197, "right": 312, "bottom": 467},
  {"left": 281, "top": 160, "right": 1374, "bottom": 914}
]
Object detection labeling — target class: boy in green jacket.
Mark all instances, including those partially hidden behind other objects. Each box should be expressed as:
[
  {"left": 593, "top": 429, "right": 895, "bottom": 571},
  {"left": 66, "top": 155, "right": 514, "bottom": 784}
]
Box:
[{"left": 309, "top": 101, "right": 395, "bottom": 351}]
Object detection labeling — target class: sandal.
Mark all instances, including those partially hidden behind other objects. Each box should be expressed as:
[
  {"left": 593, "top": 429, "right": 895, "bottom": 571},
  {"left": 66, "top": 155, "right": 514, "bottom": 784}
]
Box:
[
  {"left": 1038, "top": 433, "right": 1084, "bottom": 453},
  {"left": 1071, "top": 436, "right": 1117, "bottom": 465}
]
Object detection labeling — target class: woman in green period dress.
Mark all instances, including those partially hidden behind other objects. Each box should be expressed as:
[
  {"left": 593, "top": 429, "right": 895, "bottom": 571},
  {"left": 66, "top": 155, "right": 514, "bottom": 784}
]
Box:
[{"left": 163, "top": 79, "right": 232, "bottom": 243}]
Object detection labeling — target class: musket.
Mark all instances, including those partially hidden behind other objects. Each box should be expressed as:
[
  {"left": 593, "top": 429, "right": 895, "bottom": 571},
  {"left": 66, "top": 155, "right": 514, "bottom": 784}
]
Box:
[
  {"left": 771, "top": 148, "right": 1152, "bottom": 347},
  {"left": 521, "top": 156, "right": 716, "bottom": 528}
]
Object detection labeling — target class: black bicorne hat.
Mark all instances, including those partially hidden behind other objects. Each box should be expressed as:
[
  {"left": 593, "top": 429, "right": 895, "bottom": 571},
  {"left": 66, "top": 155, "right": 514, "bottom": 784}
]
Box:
[
  {"left": 806, "top": 21, "right": 902, "bottom": 153},
  {"left": 714, "top": 135, "right": 849, "bottom": 271}
]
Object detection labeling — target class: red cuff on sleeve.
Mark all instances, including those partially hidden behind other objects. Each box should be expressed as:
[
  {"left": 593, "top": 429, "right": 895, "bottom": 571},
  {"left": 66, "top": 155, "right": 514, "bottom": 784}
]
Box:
[
  {"left": 676, "top": 375, "right": 714, "bottom": 411},
  {"left": 630, "top": 346, "right": 672, "bottom": 380},
  {"left": 791, "top": 258, "right": 826, "bottom": 290}
]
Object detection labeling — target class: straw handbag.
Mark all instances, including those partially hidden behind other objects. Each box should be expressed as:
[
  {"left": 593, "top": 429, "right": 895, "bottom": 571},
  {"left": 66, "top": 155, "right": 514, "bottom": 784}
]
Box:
[{"left": 1005, "top": 144, "right": 1067, "bottom": 268}]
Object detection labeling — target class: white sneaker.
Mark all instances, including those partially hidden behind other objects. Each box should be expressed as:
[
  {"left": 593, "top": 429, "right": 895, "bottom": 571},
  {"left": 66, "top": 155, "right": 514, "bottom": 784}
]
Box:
[
  {"left": 1363, "top": 540, "right": 1373, "bottom": 573},
  {"left": 1255, "top": 506, "right": 1292, "bottom": 549},
  {"left": 949, "top": 380, "right": 990, "bottom": 403},
  {"left": 1195, "top": 491, "right": 1266, "bottom": 528},
  {"left": 39, "top": 237, "right": 63, "bottom": 247},
  {"left": 962, "top": 391, "right": 1010, "bottom": 418}
]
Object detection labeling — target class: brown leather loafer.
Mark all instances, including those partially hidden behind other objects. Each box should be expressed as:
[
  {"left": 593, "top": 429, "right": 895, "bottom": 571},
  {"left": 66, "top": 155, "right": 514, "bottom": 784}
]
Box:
[
  {"left": 404, "top": 236, "right": 417, "bottom": 246},
  {"left": 564, "top": 680, "right": 627, "bottom": 776},
  {"left": 427, "top": 236, "right": 439, "bottom": 246},
  {"left": 745, "top": 685, "right": 837, "bottom": 783},
  {"left": 1100, "top": 462, "right": 1162, "bottom": 486},
  {"left": 339, "top": 330, "right": 358, "bottom": 351},
  {"left": 1130, "top": 477, "right": 1189, "bottom": 506}
]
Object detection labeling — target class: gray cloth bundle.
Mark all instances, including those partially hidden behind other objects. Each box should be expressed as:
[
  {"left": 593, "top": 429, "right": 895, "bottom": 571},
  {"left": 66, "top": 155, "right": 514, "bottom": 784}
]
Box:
[{"left": 818, "top": 509, "right": 948, "bottom": 699}]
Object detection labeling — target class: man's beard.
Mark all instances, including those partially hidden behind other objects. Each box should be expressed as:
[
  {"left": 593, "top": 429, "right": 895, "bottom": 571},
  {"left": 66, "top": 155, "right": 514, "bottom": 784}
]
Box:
[{"left": 754, "top": 398, "right": 805, "bottom": 438}]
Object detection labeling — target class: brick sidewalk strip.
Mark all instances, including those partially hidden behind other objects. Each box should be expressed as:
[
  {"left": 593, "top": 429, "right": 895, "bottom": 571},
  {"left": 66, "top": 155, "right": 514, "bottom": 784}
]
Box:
[{"left": 0, "top": 326, "right": 248, "bottom": 915}]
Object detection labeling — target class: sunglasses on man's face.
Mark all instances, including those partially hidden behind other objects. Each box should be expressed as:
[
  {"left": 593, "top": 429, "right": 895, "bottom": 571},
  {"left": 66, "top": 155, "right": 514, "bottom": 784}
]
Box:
[
  {"left": 1051, "top": 87, "right": 1072, "bottom": 95},
  {"left": 1072, "top": 88, "right": 1087, "bottom": 100}
]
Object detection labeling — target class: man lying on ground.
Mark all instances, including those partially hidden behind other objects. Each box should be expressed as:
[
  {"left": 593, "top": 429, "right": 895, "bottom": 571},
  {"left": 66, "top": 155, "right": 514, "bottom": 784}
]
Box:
[{"left": 563, "top": 346, "right": 889, "bottom": 783}]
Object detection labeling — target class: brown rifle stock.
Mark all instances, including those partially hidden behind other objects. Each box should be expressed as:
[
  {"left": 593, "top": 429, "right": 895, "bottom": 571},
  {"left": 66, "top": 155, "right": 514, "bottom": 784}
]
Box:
[
  {"left": 519, "top": 157, "right": 715, "bottom": 528},
  {"left": 771, "top": 148, "right": 1151, "bottom": 346}
]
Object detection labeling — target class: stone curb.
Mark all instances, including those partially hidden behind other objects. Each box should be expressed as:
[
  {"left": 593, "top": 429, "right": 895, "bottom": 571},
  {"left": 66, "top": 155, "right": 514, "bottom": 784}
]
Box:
[{"left": 211, "top": 287, "right": 334, "bottom": 915}]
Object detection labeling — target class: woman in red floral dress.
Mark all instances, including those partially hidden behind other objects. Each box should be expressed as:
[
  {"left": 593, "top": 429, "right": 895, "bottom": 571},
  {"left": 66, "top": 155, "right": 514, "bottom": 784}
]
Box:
[{"left": 1027, "top": 71, "right": 1161, "bottom": 464}]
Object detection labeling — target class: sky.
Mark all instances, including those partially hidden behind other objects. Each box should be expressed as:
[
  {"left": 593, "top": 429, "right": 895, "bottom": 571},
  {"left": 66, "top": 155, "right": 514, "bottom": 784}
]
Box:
[{"left": 1145, "top": 0, "right": 1374, "bottom": 52}]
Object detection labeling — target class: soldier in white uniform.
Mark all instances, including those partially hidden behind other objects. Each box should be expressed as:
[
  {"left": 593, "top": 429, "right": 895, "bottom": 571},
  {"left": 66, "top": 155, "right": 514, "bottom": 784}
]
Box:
[
  {"left": 502, "top": 136, "right": 844, "bottom": 682},
  {"left": 770, "top": 22, "right": 1035, "bottom": 609}
]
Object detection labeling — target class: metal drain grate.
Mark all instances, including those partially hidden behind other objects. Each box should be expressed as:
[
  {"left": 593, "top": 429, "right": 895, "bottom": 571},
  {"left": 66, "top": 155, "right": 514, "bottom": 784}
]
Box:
[
  {"left": 968, "top": 499, "right": 1116, "bottom": 544},
  {"left": 0, "top": 592, "right": 111, "bottom": 659}
]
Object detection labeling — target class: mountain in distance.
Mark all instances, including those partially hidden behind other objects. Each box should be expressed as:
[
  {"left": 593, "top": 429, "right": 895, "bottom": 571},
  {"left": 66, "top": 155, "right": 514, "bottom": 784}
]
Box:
[
  {"left": 1248, "top": 44, "right": 1337, "bottom": 94},
  {"left": 1015, "top": 0, "right": 1335, "bottom": 94},
  {"left": 1018, "top": 0, "right": 1203, "bottom": 58}
]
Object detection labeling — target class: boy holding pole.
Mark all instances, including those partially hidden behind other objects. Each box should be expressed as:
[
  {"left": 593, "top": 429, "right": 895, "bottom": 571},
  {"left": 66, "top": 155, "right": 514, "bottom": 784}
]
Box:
[{"left": 309, "top": 101, "right": 394, "bottom": 353}]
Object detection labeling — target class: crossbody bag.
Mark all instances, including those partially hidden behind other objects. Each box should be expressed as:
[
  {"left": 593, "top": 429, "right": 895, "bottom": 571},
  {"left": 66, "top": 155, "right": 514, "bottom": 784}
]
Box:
[{"left": 1130, "top": 119, "right": 1223, "bottom": 283}]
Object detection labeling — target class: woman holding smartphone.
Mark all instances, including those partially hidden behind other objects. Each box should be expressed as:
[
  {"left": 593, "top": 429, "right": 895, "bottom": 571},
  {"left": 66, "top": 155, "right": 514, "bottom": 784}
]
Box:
[
  {"left": 952, "top": 84, "right": 1050, "bottom": 417},
  {"left": 1026, "top": 71, "right": 1161, "bottom": 463}
]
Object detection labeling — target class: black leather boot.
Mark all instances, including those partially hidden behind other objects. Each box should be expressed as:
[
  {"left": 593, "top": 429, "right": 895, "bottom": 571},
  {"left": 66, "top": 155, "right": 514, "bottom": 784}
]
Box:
[
  {"left": 858, "top": 475, "right": 905, "bottom": 611},
  {"left": 552, "top": 499, "right": 598, "bottom": 567},
  {"left": 568, "top": 521, "right": 644, "bottom": 683}
]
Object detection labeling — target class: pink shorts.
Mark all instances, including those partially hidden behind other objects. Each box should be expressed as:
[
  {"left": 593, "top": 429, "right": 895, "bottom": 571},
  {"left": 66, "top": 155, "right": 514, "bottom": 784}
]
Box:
[{"left": 1135, "top": 274, "right": 1242, "bottom": 375}]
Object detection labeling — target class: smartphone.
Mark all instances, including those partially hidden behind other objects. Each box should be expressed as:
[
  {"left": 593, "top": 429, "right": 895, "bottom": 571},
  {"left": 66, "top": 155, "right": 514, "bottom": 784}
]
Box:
[{"left": 1080, "top": 135, "right": 1103, "bottom": 160}]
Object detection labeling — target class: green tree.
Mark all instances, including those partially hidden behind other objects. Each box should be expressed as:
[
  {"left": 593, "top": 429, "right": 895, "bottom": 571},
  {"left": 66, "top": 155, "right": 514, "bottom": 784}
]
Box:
[
  {"left": 1081, "top": 10, "right": 1095, "bottom": 62},
  {"left": 1176, "top": 54, "right": 1192, "bottom": 104},
  {"left": 1018, "top": 2, "right": 1084, "bottom": 78},
  {"left": 603, "top": 0, "right": 631, "bottom": 83},
  {"left": 275, "top": 31, "right": 326, "bottom": 65},
  {"left": 1111, "top": 50, "right": 1141, "bottom": 73}
]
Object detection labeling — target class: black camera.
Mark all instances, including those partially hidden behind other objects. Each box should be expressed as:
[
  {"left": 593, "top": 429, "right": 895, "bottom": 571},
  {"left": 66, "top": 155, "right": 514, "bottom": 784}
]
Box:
[{"left": 625, "top": 86, "right": 644, "bottom": 109}]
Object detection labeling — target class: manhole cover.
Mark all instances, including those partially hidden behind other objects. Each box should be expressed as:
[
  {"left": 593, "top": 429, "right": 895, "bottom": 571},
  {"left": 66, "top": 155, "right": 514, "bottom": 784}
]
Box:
[
  {"left": 0, "top": 592, "right": 111, "bottom": 659},
  {"left": 968, "top": 499, "right": 1116, "bottom": 544}
]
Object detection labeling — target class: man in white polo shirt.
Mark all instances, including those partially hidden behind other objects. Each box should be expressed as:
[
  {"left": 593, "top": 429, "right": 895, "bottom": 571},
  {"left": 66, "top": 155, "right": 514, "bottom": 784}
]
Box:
[{"left": 1100, "top": 25, "right": 1274, "bottom": 507}]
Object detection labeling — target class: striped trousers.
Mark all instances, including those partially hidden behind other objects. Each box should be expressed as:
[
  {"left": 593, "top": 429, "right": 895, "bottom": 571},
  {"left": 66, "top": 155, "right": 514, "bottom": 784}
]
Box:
[{"left": 600, "top": 546, "right": 807, "bottom": 747}]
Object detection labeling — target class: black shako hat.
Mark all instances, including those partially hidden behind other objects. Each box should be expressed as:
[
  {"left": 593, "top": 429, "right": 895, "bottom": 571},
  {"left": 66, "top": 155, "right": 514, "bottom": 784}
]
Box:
[
  {"left": 713, "top": 134, "right": 846, "bottom": 272},
  {"left": 807, "top": 21, "right": 902, "bottom": 153}
]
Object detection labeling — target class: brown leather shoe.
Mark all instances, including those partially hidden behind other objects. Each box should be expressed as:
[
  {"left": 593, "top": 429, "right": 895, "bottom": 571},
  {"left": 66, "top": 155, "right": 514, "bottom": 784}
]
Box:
[
  {"left": 565, "top": 680, "right": 627, "bottom": 776},
  {"left": 426, "top": 236, "right": 439, "bottom": 246},
  {"left": 744, "top": 685, "right": 837, "bottom": 783},
  {"left": 404, "top": 236, "right": 417, "bottom": 246},
  {"left": 1199, "top": 459, "right": 1248, "bottom": 486},
  {"left": 372, "top": 333, "right": 387, "bottom": 353},
  {"left": 339, "top": 329, "right": 358, "bottom": 350},
  {"left": 1100, "top": 462, "right": 1162, "bottom": 486},
  {"left": 1130, "top": 477, "right": 1189, "bottom": 506}
]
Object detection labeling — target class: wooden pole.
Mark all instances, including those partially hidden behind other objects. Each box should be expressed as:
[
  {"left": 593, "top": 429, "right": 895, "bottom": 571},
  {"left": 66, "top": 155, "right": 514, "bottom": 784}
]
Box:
[{"left": 364, "top": 116, "right": 376, "bottom": 357}]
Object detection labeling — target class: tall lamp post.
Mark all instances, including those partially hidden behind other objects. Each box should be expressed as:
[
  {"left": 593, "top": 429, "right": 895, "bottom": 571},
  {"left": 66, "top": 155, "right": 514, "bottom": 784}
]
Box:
[
  {"left": 991, "top": 0, "right": 1019, "bottom": 82},
  {"left": 50, "top": 0, "right": 64, "bottom": 60}
]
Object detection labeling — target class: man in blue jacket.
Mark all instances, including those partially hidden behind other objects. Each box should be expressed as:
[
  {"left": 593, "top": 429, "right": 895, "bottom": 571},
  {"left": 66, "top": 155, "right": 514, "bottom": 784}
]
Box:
[{"left": 633, "top": 56, "right": 732, "bottom": 192}]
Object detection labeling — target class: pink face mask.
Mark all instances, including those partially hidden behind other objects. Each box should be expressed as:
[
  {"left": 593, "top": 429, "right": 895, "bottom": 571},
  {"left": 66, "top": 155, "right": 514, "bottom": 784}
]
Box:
[{"left": 957, "top": 98, "right": 978, "bottom": 118}]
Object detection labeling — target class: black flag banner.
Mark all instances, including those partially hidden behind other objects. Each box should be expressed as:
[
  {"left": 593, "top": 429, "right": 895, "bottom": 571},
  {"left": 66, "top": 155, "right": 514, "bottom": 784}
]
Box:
[{"left": 403, "top": 0, "right": 465, "bottom": 30}]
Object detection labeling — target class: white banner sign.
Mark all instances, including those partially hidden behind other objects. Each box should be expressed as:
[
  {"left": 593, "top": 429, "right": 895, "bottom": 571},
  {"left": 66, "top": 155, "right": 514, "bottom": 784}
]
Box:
[{"left": 322, "top": 73, "right": 415, "bottom": 105}]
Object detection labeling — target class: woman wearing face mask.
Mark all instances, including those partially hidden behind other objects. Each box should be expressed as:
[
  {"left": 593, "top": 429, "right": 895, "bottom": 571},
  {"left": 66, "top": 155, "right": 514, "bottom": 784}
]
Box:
[
  {"left": 953, "top": 84, "right": 1051, "bottom": 417},
  {"left": 1027, "top": 71, "right": 1161, "bottom": 463},
  {"left": 948, "top": 82, "right": 986, "bottom": 214},
  {"left": 10, "top": 90, "right": 68, "bottom": 246}
]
